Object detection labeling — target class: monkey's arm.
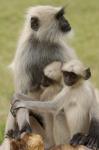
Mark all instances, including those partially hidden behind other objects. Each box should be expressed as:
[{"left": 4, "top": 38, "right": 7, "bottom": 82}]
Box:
[
  {"left": 11, "top": 88, "right": 69, "bottom": 116},
  {"left": 4, "top": 111, "right": 17, "bottom": 138}
]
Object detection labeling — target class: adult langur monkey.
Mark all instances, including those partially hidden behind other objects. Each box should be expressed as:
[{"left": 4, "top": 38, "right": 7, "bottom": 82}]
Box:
[
  {"left": 11, "top": 60, "right": 99, "bottom": 150},
  {"left": 5, "top": 5, "right": 77, "bottom": 148}
]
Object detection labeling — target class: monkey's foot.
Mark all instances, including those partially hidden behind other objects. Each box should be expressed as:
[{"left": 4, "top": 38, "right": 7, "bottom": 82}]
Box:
[
  {"left": 5, "top": 129, "right": 20, "bottom": 140},
  {"left": 70, "top": 133, "right": 86, "bottom": 146},
  {"left": 84, "top": 135, "right": 98, "bottom": 150},
  {"left": 70, "top": 133, "right": 99, "bottom": 150}
]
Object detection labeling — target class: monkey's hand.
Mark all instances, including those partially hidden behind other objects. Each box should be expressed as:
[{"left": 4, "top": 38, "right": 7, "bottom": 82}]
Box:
[
  {"left": 70, "top": 133, "right": 87, "bottom": 146},
  {"left": 10, "top": 99, "right": 21, "bottom": 117},
  {"left": 70, "top": 133, "right": 99, "bottom": 150},
  {"left": 10, "top": 99, "right": 26, "bottom": 117},
  {"left": 5, "top": 129, "right": 21, "bottom": 140},
  {"left": 10, "top": 93, "right": 20, "bottom": 117},
  {"left": 10, "top": 93, "right": 28, "bottom": 117},
  {"left": 11, "top": 97, "right": 33, "bottom": 137}
]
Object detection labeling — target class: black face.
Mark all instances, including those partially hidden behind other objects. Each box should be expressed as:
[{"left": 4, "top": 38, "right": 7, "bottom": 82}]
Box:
[
  {"left": 55, "top": 8, "right": 71, "bottom": 33},
  {"left": 31, "top": 17, "right": 40, "bottom": 31},
  {"left": 41, "top": 75, "right": 54, "bottom": 87},
  {"left": 63, "top": 71, "right": 80, "bottom": 86}
]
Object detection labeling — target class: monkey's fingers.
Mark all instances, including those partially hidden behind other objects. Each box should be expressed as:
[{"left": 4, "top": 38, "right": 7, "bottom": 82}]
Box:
[
  {"left": 5, "top": 129, "right": 21, "bottom": 140},
  {"left": 5, "top": 130, "right": 14, "bottom": 138},
  {"left": 10, "top": 101, "right": 26, "bottom": 117},
  {"left": 70, "top": 133, "right": 85, "bottom": 146},
  {"left": 77, "top": 135, "right": 87, "bottom": 145},
  {"left": 10, "top": 106, "right": 17, "bottom": 117},
  {"left": 85, "top": 135, "right": 98, "bottom": 150}
]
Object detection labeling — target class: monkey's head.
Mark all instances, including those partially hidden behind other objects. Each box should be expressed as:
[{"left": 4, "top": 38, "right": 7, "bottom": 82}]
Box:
[
  {"left": 26, "top": 6, "right": 71, "bottom": 42},
  {"left": 44, "top": 61, "right": 62, "bottom": 81},
  {"left": 41, "top": 61, "right": 62, "bottom": 87},
  {"left": 62, "top": 60, "right": 91, "bottom": 86}
]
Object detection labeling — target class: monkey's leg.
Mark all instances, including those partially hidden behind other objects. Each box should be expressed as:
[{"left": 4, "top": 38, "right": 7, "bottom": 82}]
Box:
[
  {"left": 12, "top": 91, "right": 46, "bottom": 138},
  {"left": 5, "top": 111, "right": 17, "bottom": 138},
  {"left": 16, "top": 108, "right": 32, "bottom": 135},
  {"left": 11, "top": 93, "right": 34, "bottom": 136},
  {"left": 85, "top": 118, "right": 99, "bottom": 150},
  {"left": 70, "top": 118, "right": 99, "bottom": 150},
  {"left": 70, "top": 101, "right": 99, "bottom": 150}
]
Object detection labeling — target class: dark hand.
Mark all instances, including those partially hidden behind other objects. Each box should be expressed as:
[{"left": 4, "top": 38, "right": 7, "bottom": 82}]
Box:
[{"left": 70, "top": 133, "right": 99, "bottom": 150}]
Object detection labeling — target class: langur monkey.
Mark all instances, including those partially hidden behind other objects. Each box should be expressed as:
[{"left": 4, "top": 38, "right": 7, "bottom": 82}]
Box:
[
  {"left": 40, "top": 61, "right": 63, "bottom": 147},
  {"left": 5, "top": 5, "right": 77, "bottom": 140},
  {"left": 11, "top": 60, "right": 99, "bottom": 150}
]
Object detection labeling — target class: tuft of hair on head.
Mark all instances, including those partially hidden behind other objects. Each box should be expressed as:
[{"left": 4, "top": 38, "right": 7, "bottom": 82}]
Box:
[
  {"left": 44, "top": 61, "right": 62, "bottom": 81},
  {"left": 62, "top": 59, "right": 91, "bottom": 80}
]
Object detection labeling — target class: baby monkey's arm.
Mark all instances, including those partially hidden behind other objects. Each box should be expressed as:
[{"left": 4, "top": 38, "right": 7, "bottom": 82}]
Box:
[{"left": 11, "top": 89, "right": 67, "bottom": 117}]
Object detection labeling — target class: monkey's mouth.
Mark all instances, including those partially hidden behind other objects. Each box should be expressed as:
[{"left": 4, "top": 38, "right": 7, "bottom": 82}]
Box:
[
  {"left": 64, "top": 78, "right": 78, "bottom": 86},
  {"left": 65, "top": 80, "right": 76, "bottom": 86},
  {"left": 61, "top": 25, "right": 71, "bottom": 33}
]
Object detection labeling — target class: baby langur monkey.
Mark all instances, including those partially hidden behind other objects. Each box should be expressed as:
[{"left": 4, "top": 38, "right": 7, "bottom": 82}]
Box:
[
  {"left": 11, "top": 60, "right": 99, "bottom": 150},
  {"left": 39, "top": 61, "right": 62, "bottom": 147},
  {"left": 41, "top": 61, "right": 62, "bottom": 100}
]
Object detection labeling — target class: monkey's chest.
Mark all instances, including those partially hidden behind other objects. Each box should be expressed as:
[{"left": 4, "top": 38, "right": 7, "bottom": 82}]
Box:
[
  {"left": 65, "top": 90, "right": 90, "bottom": 137},
  {"left": 27, "top": 46, "right": 64, "bottom": 87}
]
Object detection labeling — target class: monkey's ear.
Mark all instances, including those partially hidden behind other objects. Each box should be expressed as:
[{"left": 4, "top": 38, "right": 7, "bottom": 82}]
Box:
[
  {"left": 31, "top": 17, "right": 40, "bottom": 31},
  {"left": 55, "top": 7, "right": 65, "bottom": 19},
  {"left": 83, "top": 68, "right": 91, "bottom": 80}
]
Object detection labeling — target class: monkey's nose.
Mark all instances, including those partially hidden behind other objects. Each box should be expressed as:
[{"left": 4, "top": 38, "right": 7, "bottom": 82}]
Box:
[{"left": 61, "top": 21, "right": 71, "bottom": 32}]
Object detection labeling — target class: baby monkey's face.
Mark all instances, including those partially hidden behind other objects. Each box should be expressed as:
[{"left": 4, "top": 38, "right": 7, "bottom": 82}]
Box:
[
  {"left": 62, "top": 68, "right": 91, "bottom": 86},
  {"left": 63, "top": 71, "right": 81, "bottom": 86},
  {"left": 41, "top": 75, "right": 54, "bottom": 87}
]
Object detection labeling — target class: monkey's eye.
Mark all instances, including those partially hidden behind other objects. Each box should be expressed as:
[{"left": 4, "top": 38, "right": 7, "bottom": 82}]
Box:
[
  {"left": 31, "top": 17, "right": 40, "bottom": 31},
  {"left": 56, "top": 8, "right": 65, "bottom": 20},
  {"left": 63, "top": 71, "right": 77, "bottom": 79}
]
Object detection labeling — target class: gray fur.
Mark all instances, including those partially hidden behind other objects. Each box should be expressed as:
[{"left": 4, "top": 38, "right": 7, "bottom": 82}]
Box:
[{"left": 21, "top": 38, "right": 65, "bottom": 88}]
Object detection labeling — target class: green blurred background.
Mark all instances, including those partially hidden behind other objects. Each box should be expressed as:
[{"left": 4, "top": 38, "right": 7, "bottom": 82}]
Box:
[{"left": 0, "top": 0, "right": 99, "bottom": 143}]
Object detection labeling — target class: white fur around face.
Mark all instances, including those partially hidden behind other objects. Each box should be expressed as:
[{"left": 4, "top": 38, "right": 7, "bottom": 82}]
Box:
[{"left": 26, "top": 6, "right": 63, "bottom": 42}]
